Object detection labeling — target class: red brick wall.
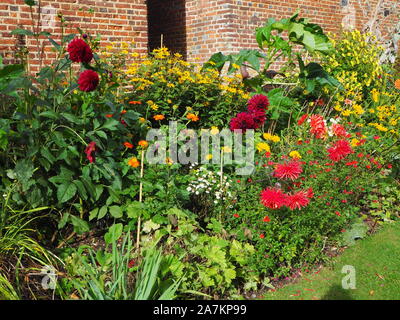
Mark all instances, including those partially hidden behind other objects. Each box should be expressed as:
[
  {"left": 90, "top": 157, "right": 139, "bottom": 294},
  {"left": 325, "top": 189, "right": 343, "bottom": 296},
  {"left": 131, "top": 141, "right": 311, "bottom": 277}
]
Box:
[{"left": 0, "top": 0, "right": 147, "bottom": 73}]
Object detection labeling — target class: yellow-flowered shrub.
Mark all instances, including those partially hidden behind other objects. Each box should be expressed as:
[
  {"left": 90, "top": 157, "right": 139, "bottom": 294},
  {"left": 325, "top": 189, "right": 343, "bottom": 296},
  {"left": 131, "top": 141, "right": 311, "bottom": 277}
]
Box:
[
  {"left": 321, "top": 30, "right": 384, "bottom": 117},
  {"left": 123, "top": 47, "right": 249, "bottom": 127}
]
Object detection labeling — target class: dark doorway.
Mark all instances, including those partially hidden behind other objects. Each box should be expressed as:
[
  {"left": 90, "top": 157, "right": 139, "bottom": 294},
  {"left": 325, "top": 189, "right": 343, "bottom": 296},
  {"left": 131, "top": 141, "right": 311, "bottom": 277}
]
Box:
[{"left": 147, "top": 0, "right": 187, "bottom": 59}]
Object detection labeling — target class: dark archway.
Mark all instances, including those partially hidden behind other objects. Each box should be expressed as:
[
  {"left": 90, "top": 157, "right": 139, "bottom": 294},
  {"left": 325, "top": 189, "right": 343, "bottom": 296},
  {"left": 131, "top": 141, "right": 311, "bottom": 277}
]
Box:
[{"left": 147, "top": 0, "right": 187, "bottom": 59}]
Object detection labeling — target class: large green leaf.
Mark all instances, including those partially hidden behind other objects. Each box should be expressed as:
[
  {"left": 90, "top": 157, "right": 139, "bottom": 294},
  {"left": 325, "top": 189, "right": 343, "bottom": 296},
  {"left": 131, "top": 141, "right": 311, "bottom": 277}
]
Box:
[{"left": 57, "top": 183, "right": 77, "bottom": 203}]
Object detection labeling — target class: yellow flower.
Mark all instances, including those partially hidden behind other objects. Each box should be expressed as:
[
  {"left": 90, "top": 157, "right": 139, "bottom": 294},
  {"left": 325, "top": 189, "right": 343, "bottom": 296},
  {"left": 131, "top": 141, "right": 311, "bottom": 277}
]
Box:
[
  {"left": 206, "top": 154, "right": 213, "bottom": 160},
  {"left": 165, "top": 157, "right": 174, "bottom": 165},
  {"left": 210, "top": 126, "right": 219, "bottom": 135},
  {"left": 289, "top": 151, "right": 302, "bottom": 159},
  {"left": 263, "top": 133, "right": 280, "bottom": 143},
  {"left": 139, "top": 117, "right": 146, "bottom": 123},
  {"left": 128, "top": 157, "right": 140, "bottom": 168},
  {"left": 256, "top": 142, "right": 271, "bottom": 153},
  {"left": 351, "top": 139, "right": 360, "bottom": 147}
]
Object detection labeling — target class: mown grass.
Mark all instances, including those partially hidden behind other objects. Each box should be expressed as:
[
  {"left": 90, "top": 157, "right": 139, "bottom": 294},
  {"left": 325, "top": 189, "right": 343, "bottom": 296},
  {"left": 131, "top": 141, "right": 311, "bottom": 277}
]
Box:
[{"left": 264, "top": 222, "right": 400, "bottom": 300}]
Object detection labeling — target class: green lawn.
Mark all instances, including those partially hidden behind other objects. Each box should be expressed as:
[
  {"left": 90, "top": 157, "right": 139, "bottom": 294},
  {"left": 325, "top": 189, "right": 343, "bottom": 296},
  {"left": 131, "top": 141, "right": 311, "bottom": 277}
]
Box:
[{"left": 264, "top": 222, "right": 400, "bottom": 300}]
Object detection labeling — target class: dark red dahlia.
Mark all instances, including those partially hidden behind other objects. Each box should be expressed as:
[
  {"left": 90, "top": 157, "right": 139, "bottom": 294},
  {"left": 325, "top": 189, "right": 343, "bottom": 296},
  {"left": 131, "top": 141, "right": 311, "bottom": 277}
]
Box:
[
  {"left": 85, "top": 141, "right": 96, "bottom": 163},
  {"left": 67, "top": 38, "right": 93, "bottom": 63},
  {"left": 260, "top": 188, "right": 287, "bottom": 210},
  {"left": 78, "top": 70, "right": 99, "bottom": 92},
  {"left": 286, "top": 191, "right": 310, "bottom": 210},
  {"left": 273, "top": 161, "right": 303, "bottom": 181},
  {"left": 327, "top": 139, "right": 353, "bottom": 162},
  {"left": 247, "top": 105, "right": 267, "bottom": 128},
  {"left": 248, "top": 94, "right": 269, "bottom": 111},
  {"left": 229, "top": 112, "right": 257, "bottom": 132}
]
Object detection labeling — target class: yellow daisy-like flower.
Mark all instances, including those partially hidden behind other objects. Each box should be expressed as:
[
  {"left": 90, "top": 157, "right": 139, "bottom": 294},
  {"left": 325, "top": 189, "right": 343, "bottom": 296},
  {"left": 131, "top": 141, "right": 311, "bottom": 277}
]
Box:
[
  {"left": 263, "top": 133, "right": 280, "bottom": 143},
  {"left": 221, "top": 146, "right": 232, "bottom": 153},
  {"left": 289, "top": 151, "right": 302, "bottom": 159},
  {"left": 256, "top": 142, "right": 271, "bottom": 153},
  {"left": 206, "top": 154, "right": 213, "bottom": 160}
]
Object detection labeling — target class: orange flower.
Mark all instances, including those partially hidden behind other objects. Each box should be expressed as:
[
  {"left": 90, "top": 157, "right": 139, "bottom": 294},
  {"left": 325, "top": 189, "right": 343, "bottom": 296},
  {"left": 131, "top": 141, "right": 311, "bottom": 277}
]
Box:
[
  {"left": 105, "top": 114, "right": 113, "bottom": 118},
  {"left": 138, "top": 140, "right": 148, "bottom": 148},
  {"left": 120, "top": 110, "right": 127, "bottom": 115},
  {"left": 139, "top": 117, "right": 146, "bottom": 123},
  {"left": 154, "top": 114, "right": 165, "bottom": 121},
  {"left": 124, "top": 142, "right": 134, "bottom": 149},
  {"left": 129, "top": 101, "right": 142, "bottom": 105},
  {"left": 395, "top": 79, "right": 400, "bottom": 90},
  {"left": 187, "top": 113, "right": 199, "bottom": 122},
  {"left": 128, "top": 157, "right": 140, "bottom": 168}
]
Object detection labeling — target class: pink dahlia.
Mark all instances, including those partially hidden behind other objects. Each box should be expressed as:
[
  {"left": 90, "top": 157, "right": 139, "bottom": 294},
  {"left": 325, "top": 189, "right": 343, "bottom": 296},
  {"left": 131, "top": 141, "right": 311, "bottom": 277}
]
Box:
[
  {"left": 273, "top": 161, "right": 303, "bottom": 180},
  {"left": 260, "top": 188, "right": 287, "bottom": 210},
  {"left": 327, "top": 139, "right": 353, "bottom": 162},
  {"left": 229, "top": 112, "right": 257, "bottom": 132},
  {"left": 331, "top": 123, "right": 349, "bottom": 138},
  {"left": 286, "top": 191, "right": 310, "bottom": 210},
  {"left": 67, "top": 38, "right": 93, "bottom": 64},
  {"left": 78, "top": 70, "right": 100, "bottom": 92},
  {"left": 248, "top": 94, "right": 269, "bottom": 111}
]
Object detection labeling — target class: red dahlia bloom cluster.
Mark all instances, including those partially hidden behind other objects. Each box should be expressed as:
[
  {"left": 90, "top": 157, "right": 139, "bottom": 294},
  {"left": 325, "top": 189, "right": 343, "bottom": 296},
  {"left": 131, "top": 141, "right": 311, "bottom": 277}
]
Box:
[
  {"left": 67, "top": 38, "right": 93, "bottom": 63},
  {"left": 78, "top": 69, "right": 100, "bottom": 92},
  {"left": 273, "top": 160, "right": 303, "bottom": 180},
  {"left": 230, "top": 94, "right": 269, "bottom": 132},
  {"left": 327, "top": 139, "right": 353, "bottom": 162},
  {"left": 260, "top": 188, "right": 311, "bottom": 211},
  {"left": 331, "top": 123, "right": 350, "bottom": 138}
]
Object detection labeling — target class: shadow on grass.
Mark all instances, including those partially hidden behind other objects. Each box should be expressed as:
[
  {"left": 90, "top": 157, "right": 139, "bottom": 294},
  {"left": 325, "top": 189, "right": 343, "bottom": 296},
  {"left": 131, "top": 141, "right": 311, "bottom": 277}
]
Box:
[{"left": 321, "top": 285, "right": 354, "bottom": 300}]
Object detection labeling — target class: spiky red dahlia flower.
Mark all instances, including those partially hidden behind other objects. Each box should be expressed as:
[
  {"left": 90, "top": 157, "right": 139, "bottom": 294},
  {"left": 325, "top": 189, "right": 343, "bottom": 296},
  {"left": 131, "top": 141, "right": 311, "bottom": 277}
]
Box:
[
  {"left": 229, "top": 112, "right": 257, "bottom": 132},
  {"left": 285, "top": 191, "right": 310, "bottom": 210},
  {"left": 248, "top": 94, "right": 269, "bottom": 111},
  {"left": 78, "top": 70, "right": 99, "bottom": 92},
  {"left": 273, "top": 161, "right": 303, "bottom": 180},
  {"left": 309, "top": 114, "right": 327, "bottom": 139},
  {"left": 327, "top": 139, "right": 353, "bottom": 162},
  {"left": 260, "top": 188, "right": 287, "bottom": 210},
  {"left": 67, "top": 38, "right": 93, "bottom": 63},
  {"left": 247, "top": 105, "right": 267, "bottom": 128}
]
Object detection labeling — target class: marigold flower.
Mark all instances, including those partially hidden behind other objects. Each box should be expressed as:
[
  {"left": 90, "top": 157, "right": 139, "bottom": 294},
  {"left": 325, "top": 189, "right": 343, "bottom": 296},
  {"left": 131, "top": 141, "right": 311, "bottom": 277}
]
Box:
[
  {"left": 187, "top": 113, "right": 200, "bottom": 122},
  {"left": 263, "top": 133, "right": 280, "bottom": 143},
  {"left": 210, "top": 126, "right": 220, "bottom": 135},
  {"left": 153, "top": 114, "right": 165, "bottom": 121},
  {"left": 260, "top": 188, "right": 287, "bottom": 210},
  {"left": 67, "top": 38, "right": 93, "bottom": 63},
  {"left": 256, "top": 142, "right": 271, "bottom": 153},
  {"left": 128, "top": 157, "right": 140, "bottom": 168},
  {"left": 395, "top": 79, "right": 400, "bottom": 90},
  {"left": 289, "top": 151, "right": 301, "bottom": 159},
  {"left": 124, "top": 142, "right": 134, "bottom": 149},
  {"left": 138, "top": 140, "right": 149, "bottom": 148},
  {"left": 78, "top": 70, "right": 99, "bottom": 92},
  {"left": 273, "top": 161, "right": 303, "bottom": 180}
]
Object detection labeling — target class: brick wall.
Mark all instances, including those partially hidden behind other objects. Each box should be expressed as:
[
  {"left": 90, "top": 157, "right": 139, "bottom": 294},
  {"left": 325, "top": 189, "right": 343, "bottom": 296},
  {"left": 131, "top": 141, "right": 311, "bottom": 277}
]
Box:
[
  {"left": 1, "top": 0, "right": 398, "bottom": 70},
  {"left": 0, "top": 0, "right": 147, "bottom": 73}
]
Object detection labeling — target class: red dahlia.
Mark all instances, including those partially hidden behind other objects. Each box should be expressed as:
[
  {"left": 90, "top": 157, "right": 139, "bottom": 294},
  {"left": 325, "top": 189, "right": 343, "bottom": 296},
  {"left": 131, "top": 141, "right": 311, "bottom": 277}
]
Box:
[
  {"left": 331, "top": 123, "right": 349, "bottom": 138},
  {"left": 260, "top": 188, "right": 287, "bottom": 210},
  {"left": 85, "top": 141, "right": 96, "bottom": 163},
  {"left": 247, "top": 94, "right": 269, "bottom": 111},
  {"left": 78, "top": 70, "right": 100, "bottom": 92},
  {"left": 247, "top": 105, "right": 267, "bottom": 128},
  {"left": 327, "top": 139, "right": 353, "bottom": 162},
  {"left": 286, "top": 191, "right": 310, "bottom": 210},
  {"left": 310, "top": 114, "right": 327, "bottom": 139},
  {"left": 273, "top": 161, "right": 303, "bottom": 181},
  {"left": 229, "top": 112, "right": 257, "bottom": 132},
  {"left": 298, "top": 114, "right": 308, "bottom": 125},
  {"left": 67, "top": 38, "right": 93, "bottom": 64}
]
